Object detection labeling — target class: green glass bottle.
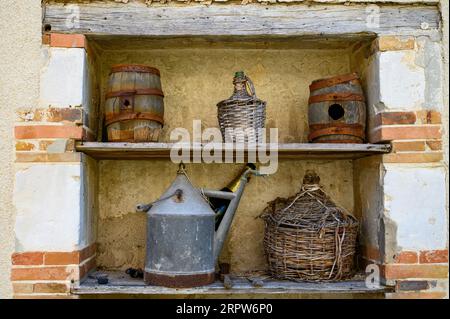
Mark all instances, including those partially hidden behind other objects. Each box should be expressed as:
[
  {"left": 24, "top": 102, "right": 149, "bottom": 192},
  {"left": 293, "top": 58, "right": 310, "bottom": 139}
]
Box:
[{"left": 209, "top": 163, "right": 256, "bottom": 230}]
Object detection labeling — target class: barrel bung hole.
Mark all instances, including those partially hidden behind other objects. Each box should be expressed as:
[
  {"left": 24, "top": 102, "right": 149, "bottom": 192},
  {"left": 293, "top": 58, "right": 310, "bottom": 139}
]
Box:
[
  {"left": 123, "top": 99, "right": 131, "bottom": 107},
  {"left": 328, "top": 103, "right": 345, "bottom": 120}
]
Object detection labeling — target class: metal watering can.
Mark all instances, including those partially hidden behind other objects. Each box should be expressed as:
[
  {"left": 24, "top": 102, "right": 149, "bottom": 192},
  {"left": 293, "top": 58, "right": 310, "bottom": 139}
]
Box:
[{"left": 136, "top": 163, "right": 260, "bottom": 288}]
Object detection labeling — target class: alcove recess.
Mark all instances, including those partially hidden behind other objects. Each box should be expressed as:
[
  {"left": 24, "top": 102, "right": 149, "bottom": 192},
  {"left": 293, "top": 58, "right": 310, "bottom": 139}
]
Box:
[
  {"left": 75, "top": 34, "right": 390, "bottom": 295},
  {"left": 63, "top": 31, "right": 389, "bottom": 294}
]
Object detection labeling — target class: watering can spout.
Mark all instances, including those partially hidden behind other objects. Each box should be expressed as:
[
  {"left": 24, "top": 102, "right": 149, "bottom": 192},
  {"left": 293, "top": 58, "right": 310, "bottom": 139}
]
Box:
[{"left": 212, "top": 168, "right": 258, "bottom": 265}]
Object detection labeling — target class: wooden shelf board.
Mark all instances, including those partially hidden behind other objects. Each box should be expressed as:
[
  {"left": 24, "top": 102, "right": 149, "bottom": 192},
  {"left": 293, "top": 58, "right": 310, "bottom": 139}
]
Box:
[
  {"left": 73, "top": 271, "right": 392, "bottom": 296},
  {"left": 76, "top": 142, "right": 391, "bottom": 160}
]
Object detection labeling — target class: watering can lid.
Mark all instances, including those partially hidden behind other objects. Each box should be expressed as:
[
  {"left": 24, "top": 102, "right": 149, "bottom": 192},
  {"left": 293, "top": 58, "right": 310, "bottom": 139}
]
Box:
[{"left": 149, "top": 170, "right": 215, "bottom": 216}]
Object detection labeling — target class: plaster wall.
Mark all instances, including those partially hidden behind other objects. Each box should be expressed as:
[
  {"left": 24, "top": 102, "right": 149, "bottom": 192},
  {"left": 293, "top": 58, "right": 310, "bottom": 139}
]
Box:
[
  {"left": 98, "top": 160, "right": 355, "bottom": 272},
  {"left": 14, "top": 163, "right": 84, "bottom": 252},
  {"left": 100, "top": 47, "right": 351, "bottom": 143},
  {"left": 0, "top": 0, "right": 42, "bottom": 299},
  {"left": 95, "top": 46, "right": 355, "bottom": 272}
]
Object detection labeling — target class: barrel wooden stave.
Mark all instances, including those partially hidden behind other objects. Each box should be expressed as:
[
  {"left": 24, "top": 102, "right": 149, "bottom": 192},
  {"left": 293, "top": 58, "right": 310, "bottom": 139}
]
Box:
[
  {"left": 105, "top": 65, "right": 164, "bottom": 142},
  {"left": 308, "top": 74, "right": 366, "bottom": 144}
]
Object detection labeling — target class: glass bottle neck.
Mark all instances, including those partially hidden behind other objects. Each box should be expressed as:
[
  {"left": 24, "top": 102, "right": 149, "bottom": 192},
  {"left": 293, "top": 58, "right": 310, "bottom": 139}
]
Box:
[
  {"left": 232, "top": 76, "right": 250, "bottom": 99},
  {"left": 226, "top": 166, "right": 254, "bottom": 192}
]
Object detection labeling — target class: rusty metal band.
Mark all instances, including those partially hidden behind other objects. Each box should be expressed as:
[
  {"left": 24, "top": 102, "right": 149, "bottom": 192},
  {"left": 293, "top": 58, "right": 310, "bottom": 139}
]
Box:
[
  {"left": 309, "top": 73, "right": 360, "bottom": 91},
  {"left": 105, "top": 112, "right": 164, "bottom": 126},
  {"left": 105, "top": 88, "right": 164, "bottom": 99},
  {"left": 134, "top": 88, "right": 165, "bottom": 97},
  {"left": 313, "top": 139, "right": 362, "bottom": 144},
  {"left": 309, "top": 123, "right": 364, "bottom": 131},
  {"left": 308, "top": 125, "right": 365, "bottom": 142},
  {"left": 110, "top": 64, "right": 161, "bottom": 76},
  {"left": 308, "top": 93, "right": 365, "bottom": 104},
  {"left": 144, "top": 272, "right": 215, "bottom": 288}
]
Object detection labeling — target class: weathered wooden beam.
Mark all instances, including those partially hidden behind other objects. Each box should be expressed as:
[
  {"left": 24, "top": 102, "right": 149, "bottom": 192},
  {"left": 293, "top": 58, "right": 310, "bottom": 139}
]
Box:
[
  {"left": 75, "top": 142, "right": 390, "bottom": 160},
  {"left": 43, "top": 3, "right": 440, "bottom": 38},
  {"left": 73, "top": 271, "right": 392, "bottom": 295}
]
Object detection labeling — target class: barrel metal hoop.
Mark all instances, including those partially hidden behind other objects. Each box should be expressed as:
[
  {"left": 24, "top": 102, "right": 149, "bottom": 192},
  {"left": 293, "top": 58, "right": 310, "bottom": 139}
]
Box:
[
  {"left": 110, "top": 64, "right": 161, "bottom": 76},
  {"left": 135, "top": 88, "right": 165, "bottom": 97},
  {"left": 309, "top": 73, "right": 360, "bottom": 91},
  {"left": 105, "top": 89, "right": 164, "bottom": 99},
  {"left": 308, "top": 124, "right": 365, "bottom": 142},
  {"left": 105, "top": 112, "right": 165, "bottom": 126},
  {"left": 308, "top": 93, "right": 365, "bottom": 104}
]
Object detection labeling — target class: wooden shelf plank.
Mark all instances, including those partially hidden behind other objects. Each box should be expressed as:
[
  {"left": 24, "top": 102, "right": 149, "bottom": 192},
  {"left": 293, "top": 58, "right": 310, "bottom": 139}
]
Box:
[
  {"left": 44, "top": 3, "right": 440, "bottom": 38},
  {"left": 76, "top": 142, "right": 390, "bottom": 160},
  {"left": 73, "top": 271, "right": 391, "bottom": 295}
]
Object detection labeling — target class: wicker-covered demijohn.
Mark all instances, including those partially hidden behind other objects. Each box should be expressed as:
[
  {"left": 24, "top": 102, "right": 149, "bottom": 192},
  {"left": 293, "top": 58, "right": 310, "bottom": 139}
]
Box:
[
  {"left": 261, "top": 171, "right": 359, "bottom": 282},
  {"left": 217, "top": 71, "right": 266, "bottom": 143}
]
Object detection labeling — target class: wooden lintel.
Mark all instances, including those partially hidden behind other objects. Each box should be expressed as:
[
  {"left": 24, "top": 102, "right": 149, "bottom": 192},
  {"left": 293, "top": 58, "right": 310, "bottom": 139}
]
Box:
[{"left": 43, "top": 3, "right": 440, "bottom": 38}]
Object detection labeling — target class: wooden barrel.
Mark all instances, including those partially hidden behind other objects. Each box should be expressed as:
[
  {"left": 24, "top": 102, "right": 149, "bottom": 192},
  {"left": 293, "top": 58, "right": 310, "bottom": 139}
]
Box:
[
  {"left": 308, "top": 73, "right": 366, "bottom": 143},
  {"left": 105, "top": 64, "right": 164, "bottom": 142}
]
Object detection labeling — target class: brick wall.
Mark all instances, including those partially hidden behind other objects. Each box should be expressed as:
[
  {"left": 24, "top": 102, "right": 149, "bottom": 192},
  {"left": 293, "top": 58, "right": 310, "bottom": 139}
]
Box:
[
  {"left": 12, "top": 32, "right": 447, "bottom": 299},
  {"left": 12, "top": 34, "right": 99, "bottom": 298},
  {"left": 359, "top": 35, "right": 448, "bottom": 299},
  {"left": 14, "top": 34, "right": 97, "bottom": 164},
  {"left": 11, "top": 245, "right": 96, "bottom": 298}
]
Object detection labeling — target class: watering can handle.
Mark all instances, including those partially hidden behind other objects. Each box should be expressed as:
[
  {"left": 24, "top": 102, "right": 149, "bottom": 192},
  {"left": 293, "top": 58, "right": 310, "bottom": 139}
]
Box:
[{"left": 136, "top": 189, "right": 183, "bottom": 213}]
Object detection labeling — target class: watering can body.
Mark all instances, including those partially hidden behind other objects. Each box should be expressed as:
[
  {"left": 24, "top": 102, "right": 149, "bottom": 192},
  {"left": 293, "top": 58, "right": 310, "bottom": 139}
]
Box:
[
  {"left": 137, "top": 165, "right": 256, "bottom": 288},
  {"left": 143, "top": 173, "right": 217, "bottom": 287}
]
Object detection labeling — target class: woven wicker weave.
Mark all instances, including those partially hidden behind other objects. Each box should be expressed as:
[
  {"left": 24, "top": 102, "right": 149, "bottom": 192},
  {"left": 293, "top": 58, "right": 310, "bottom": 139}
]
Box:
[
  {"left": 261, "top": 171, "right": 359, "bottom": 282},
  {"left": 217, "top": 72, "right": 266, "bottom": 143}
]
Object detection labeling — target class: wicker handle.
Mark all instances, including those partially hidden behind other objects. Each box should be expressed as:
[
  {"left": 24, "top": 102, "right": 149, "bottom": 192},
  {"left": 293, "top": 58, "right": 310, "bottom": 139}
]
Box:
[{"left": 245, "top": 76, "right": 257, "bottom": 99}]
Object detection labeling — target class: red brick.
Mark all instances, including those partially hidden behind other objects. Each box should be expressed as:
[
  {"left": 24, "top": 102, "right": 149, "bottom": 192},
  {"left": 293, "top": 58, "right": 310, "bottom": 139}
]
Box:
[
  {"left": 42, "top": 33, "right": 51, "bottom": 45},
  {"left": 65, "top": 139, "right": 76, "bottom": 152},
  {"left": 15, "top": 141, "right": 36, "bottom": 151},
  {"left": 11, "top": 267, "right": 73, "bottom": 281},
  {"left": 14, "top": 295, "right": 75, "bottom": 299},
  {"left": 416, "top": 110, "right": 442, "bottom": 124},
  {"left": 382, "top": 264, "right": 448, "bottom": 280},
  {"left": 370, "top": 125, "right": 442, "bottom": 143},
  {"left": 394, "top": 251, "right": 418, "bottom": 264},
  {"left": 373, "top": 36, "right": 415, "bottom": 52},
  {"left": 374, "top": 112, "right": 416, "bottom": 126},
  {"left": 15, "top": 153, "right": 81, "bottom": 163},
  {"left": 395, "top": 280, "right": 432, "bottom": 291},
  {"left": 44, "top": 252, "right": 80, "bottom": 265},
  {"left": 391, "top": 141, "right": 425, "bottom": 152},
  {"left": 12, "top": 252, "right": 44, "bottom": 266},
  {"left": 79, "top": 257, "right": 96, "bottom": 280},
  {"left": 12, "top": 283, "right": 34, "bottom": 294},
  {"left": 33, "top": 283, "right": 69, "bottom": 294},
  {"left": 387, "top": 291, "right": 447, "bottom": 299},
  {"left": 15, "top": 125, "right": 83, "bottom": 140},
  {"left": 382, "top": 152, "right": 443, "bottom": 163},
  {"left": 419, "top": 250, "right": 448, "bottom": 264},
  {"left": 47, "top": 108, "right": 83, "bottom": 123},
  {"left": 82, "top": 127, "right": 97, "bottom": 142},
  {"left": 50, "top": 34, "right": 86, "bottom": 48},
  {"left": 426, "top": 140, "right": 442, "bottom": 151},
  {"left": 79, "top": 243, "right": 97, "bottom": 262}
]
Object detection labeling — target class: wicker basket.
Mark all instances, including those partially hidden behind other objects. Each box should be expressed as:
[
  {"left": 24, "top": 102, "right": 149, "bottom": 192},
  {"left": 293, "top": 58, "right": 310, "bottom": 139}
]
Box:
[
  {"left": 261, "top": 171, "right": 359, "bottom": 282},
  {"left": 217, "top": 72, "right": 266, "bottom": 143}
]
